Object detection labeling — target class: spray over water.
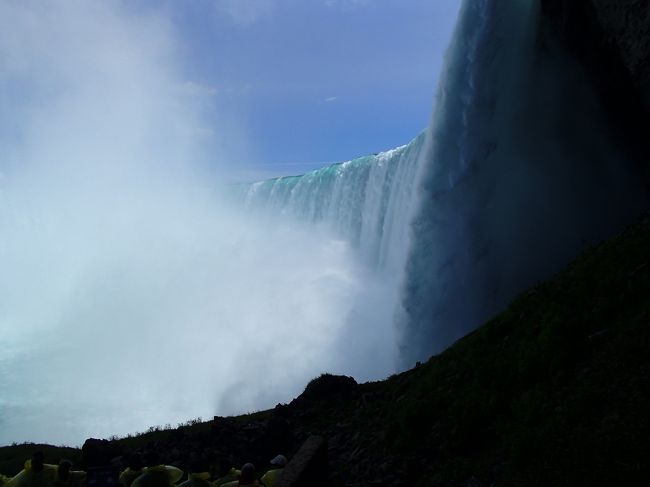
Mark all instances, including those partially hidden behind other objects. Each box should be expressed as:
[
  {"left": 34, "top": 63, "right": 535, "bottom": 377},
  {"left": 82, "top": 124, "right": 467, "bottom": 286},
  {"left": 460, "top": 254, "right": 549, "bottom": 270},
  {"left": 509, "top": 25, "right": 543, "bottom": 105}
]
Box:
[
  {"left": 0, "top": 0, "right": 405, "bottom": 445},
  {"left": 3, "top": 0, "right": 646, "bottom": 447}
]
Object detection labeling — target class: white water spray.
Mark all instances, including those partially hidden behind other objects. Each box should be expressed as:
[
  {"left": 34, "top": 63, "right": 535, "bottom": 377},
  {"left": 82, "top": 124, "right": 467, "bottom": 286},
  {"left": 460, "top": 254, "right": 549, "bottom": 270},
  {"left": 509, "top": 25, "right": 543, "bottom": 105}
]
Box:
[
  {"left": 0, "top": 0, "right": 401, "bottom": 446},
  {"left": 3, "top": 0, "right": 645, "bottom": 448}
]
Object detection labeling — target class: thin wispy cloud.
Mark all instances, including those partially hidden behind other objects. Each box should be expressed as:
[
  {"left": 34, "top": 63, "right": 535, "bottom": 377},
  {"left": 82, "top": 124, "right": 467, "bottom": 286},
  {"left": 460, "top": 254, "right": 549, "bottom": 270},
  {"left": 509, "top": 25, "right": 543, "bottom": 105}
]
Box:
[
  {"left": 325, "top": 0, "right": 371, "bottom": 10},
  {"left": 212, "top": 0, "right": 276, "bottom": 25},
  {"left": 324, "top": 96, "right": 339, "bottom": 103},
  {"left": 181, "top": 80, "right": 219, "bottom": 97}
]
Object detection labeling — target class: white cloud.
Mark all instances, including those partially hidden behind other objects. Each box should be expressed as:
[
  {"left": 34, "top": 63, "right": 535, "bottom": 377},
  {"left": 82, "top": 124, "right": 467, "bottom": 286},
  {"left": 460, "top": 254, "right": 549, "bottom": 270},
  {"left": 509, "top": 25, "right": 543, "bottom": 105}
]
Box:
[
  {"left": 324, "top": 96, "right": 339, "bottom": 102},
  {"left": 213, "top": 0, "right": 276, "bottom": 25}
]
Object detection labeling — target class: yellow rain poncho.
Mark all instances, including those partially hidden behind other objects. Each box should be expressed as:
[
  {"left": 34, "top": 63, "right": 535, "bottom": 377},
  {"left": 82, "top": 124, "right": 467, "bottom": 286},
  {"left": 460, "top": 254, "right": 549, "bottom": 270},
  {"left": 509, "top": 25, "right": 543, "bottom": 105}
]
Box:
[
  {"left": 7, "top": 461, "right": 58, "bottom": 487},
  {"left": 259, "top": 468, "right": 283, "bottom": 487},
  {"left": 177, "top": 472, "right": 213, "bottom": 487},
  {"left": 118, "top": 468, "right": 145, "bottom": 487},
  {"left": 130, "top": 466, "right": 183, "bottom": 487},
  {"left": 52, "top": 470, "right": 85, "bottom": 487},
  {"left": 213, "top": 469, "right": 240, "bottom": 487}
]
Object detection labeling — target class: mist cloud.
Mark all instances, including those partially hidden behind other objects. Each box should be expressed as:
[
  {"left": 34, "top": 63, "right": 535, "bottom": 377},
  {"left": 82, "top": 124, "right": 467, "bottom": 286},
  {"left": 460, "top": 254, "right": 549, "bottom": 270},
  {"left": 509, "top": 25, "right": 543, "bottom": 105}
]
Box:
[{"left": 0, "top": 0, "right": 397, "bottom": 445}]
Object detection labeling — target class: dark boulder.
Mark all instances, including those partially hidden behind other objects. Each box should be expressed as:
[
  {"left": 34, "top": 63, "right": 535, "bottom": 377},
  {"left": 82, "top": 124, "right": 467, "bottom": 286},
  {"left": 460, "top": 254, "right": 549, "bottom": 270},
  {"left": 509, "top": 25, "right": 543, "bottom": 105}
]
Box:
[
  {"left": 295, "top": 374, "right": 358, "bottom": 404},
  {"left": 82, "top": 438, "right": 121, "bottom": 467}
]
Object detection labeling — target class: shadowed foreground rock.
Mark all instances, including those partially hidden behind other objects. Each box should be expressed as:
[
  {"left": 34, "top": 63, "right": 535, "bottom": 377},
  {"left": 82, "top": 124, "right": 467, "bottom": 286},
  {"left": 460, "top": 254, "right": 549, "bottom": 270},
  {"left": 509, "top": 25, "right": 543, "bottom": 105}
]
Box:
[{"left": 276, "top": 436, "right": 327, "bottom": 487}]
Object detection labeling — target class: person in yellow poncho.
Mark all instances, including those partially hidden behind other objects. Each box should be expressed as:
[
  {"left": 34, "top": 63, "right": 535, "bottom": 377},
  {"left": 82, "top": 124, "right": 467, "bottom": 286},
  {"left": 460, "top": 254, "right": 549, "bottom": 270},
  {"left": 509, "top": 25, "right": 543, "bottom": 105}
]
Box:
[
  {"left": 52, "top": 460, "right": 85, "bottom": 487},
  {"left": 130, "top": 453, "right": 182, "bottom": 487},
  {"left": 6, "top": 452, "right": 58, "bottom": 487},
  {"left": 177, "top": 471, "right": 213, "bottom": 487},
  {"left": 220, "top": 464, "right": 259, "bottom": 487},
  {"left": 176, "top": 460, "right": 213, "bottom": 487},
  {"left": 259, "top": 455, "right": 286, "bottom": 487},
  {"left": 119, "top": 454, "right": 145, "bottom": 487},
  {"left": 212, "top": 459, "right": 240, "bottom": 487}
]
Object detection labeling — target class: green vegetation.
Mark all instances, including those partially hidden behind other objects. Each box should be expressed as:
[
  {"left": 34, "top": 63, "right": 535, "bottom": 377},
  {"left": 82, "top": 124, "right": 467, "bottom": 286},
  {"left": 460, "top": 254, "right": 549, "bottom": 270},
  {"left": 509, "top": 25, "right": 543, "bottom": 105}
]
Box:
[
  {"left": 2, "top": 216, "right": 650, "bottom": 486},
  {"left": 293, "top": 215, "right": 650, "bottom": 485},
  {"left": 373, "top": 216, "right": 650, "bottom": 485}
]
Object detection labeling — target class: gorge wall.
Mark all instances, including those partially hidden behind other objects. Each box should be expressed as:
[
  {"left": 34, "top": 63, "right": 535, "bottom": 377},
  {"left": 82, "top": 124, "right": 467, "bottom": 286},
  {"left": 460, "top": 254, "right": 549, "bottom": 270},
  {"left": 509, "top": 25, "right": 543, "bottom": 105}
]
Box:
[{"left": 541, "top": 0, "right": 650, "bottom": 181}]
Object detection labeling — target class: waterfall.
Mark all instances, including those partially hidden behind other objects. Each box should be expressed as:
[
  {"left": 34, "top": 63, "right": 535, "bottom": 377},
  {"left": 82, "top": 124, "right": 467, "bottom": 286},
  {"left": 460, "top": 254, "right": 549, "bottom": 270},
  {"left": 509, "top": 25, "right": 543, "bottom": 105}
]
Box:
[
  {"left": 398, "top": 0, "right": 648, "bottom": 362},
  {"left": 2, "top": 0, "right": 648, "bottom": 448},
  {"left": 240, "top": 132, "right": 427, "bottom": 273},
  {"left": 232, "top": 0, "right": 650, "bottom": 375},
  {"left": 242, "top": 0, "right": 649, "bottom": 366}
]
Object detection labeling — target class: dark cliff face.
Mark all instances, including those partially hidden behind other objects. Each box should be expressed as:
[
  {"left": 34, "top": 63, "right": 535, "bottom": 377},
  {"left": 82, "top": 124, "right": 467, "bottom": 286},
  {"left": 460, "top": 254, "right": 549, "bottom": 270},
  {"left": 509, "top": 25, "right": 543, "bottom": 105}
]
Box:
[
  {"left": 540, "top": 0, "right": 650, "bottom": 184},
  {"left": 542, "top": 0, "right": 650, "bottom": 103}
]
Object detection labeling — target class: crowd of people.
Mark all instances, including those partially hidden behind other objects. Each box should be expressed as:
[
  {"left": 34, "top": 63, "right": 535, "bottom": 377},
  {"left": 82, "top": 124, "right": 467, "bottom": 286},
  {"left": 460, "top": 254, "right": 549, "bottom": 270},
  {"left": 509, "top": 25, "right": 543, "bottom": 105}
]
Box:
[{"left": 0, "top": 452, "right": 288, "bottom": 487}]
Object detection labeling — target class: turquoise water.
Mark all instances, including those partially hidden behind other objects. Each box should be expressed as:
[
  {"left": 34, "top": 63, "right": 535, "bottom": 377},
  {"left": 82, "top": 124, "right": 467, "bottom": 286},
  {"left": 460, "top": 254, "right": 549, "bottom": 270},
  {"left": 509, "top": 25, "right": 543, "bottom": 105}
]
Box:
[{"left": 239, "top": 132, "right": 427, "bottom": 272}]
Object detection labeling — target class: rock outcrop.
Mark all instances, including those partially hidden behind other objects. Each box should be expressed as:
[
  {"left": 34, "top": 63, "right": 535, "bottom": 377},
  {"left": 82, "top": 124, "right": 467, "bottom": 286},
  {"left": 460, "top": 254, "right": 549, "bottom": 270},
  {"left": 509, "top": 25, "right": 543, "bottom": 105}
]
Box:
[{"left": 541, "top": 0, "right": 650, "bottom": 182}]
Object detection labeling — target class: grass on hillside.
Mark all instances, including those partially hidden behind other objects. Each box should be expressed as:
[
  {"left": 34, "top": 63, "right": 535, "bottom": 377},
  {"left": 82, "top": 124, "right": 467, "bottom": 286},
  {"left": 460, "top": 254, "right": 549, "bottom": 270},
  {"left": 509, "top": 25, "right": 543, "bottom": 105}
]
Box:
[{"left": 375, "top": 216, "right": 650, "bottom": 485}]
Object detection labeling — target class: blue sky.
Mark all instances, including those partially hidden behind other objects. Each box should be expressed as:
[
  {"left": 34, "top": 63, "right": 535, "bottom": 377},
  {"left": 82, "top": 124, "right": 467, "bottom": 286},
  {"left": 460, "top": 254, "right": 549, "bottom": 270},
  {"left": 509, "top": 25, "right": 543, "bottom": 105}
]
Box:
[
  {"left": 0, "top": 0, "right": 462, "bottom": 182},
  {"left": 0, "top": 0, "right": 462, "bottom": 444},
  {"left": 164, "top": 0, "right": 462, "bottom": 179}
]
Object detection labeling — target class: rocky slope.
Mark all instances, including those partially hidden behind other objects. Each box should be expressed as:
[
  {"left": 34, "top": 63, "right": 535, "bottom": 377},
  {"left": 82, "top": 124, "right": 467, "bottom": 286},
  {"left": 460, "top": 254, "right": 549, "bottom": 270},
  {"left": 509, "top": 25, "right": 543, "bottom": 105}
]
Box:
[{"left": 3, "top": 213, "right": 650, "bottom": 486}]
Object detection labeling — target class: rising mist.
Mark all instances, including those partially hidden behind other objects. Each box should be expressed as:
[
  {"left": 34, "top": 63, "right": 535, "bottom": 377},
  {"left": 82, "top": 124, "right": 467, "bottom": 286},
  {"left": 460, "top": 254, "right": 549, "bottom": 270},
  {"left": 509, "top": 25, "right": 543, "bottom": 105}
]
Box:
[{"left": 0, "top": 0, "right": 400, "bottom": 445}]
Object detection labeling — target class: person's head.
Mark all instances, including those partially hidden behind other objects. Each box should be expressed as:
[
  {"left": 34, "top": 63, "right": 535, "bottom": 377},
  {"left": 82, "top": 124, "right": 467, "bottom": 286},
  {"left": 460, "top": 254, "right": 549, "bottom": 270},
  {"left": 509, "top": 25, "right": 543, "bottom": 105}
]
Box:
[
  {"left": 239, "top": 463, "right": 256, "bottom": 484},
  {"left": 128, "top": 453, "right": 143, "bottom": 471},
  {"left": 58, "top": 460, "right": 72, "bottom": 480},
  {"left": 269, "top": 455, "right": 287, "bottom": 468},
  {"left": 31, "top": 452, "right": 45, "bottom": 473}
]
